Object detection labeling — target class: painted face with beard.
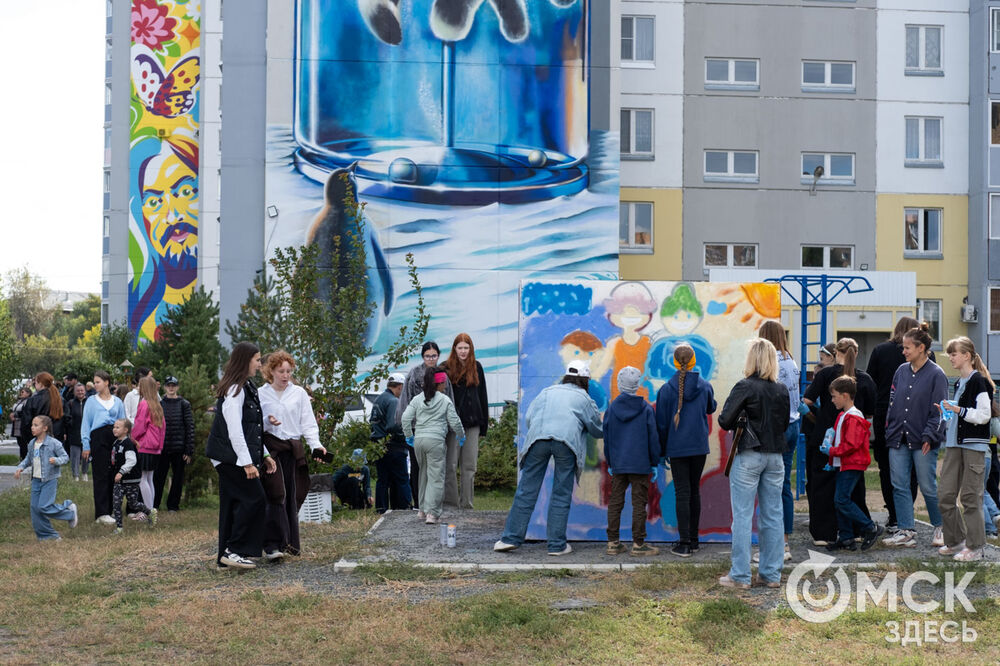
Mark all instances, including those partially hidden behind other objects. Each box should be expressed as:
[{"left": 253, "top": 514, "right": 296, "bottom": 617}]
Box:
[{"left": 140, "top": 146, "right": 198, "bottom": 286}]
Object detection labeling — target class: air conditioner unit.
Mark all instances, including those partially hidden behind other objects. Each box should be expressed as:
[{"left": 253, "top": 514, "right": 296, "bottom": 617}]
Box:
[{"left": 961, "top": 305, "right": 978, "bottom": 323}]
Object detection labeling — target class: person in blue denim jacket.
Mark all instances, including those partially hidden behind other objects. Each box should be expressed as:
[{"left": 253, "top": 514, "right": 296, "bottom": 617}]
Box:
[{"left": 14, "top": 415, "right": 79, "bottom": 541}]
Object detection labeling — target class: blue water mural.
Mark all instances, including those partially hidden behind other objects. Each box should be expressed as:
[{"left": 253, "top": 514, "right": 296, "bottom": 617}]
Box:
[{"left": 520, "top": 280, "right": 783, "bottom": 543}]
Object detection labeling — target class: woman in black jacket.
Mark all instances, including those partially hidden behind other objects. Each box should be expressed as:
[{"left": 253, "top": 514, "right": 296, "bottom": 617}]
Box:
[
  {"left": 22, "top": 372, "right": 71, "bottom": 445},
  {"left": 718, "top": 338, "right": 790, "bottom": 590},
  {"left": 443, "top": 333, "right": 489, "bottom": 509}
]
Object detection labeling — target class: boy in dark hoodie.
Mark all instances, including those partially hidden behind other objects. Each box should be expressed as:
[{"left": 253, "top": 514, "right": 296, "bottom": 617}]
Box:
[{"left": 604, "top": 366, "right": 660, "bottom": 556}]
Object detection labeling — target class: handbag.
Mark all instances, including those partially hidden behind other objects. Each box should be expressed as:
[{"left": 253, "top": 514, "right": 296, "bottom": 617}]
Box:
[{"left": 725, "top": 411, "right": 760, "bottom": 477}]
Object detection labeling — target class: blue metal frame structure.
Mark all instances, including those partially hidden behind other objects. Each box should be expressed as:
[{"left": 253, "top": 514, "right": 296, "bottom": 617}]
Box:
[{"left": 764, "top": 274, "right": 874, "bottom": 497}]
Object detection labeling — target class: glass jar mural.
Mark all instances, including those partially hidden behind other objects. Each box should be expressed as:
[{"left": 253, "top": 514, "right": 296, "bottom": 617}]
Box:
[{"left": 293, "top": 0, "right": 588, "bottom": 204}]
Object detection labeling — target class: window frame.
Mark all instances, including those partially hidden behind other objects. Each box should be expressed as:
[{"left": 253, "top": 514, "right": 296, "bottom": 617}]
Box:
[
  {"left": 103, "top": 170, "right": 111, "bottom": 194},
  {"left": 703, "top": 150, "right": 759, "bottom": 183},
  {"left": 620, "top": 108, "right": 654, "bottom": 160},
  {"left": 990, "top": 194, "right": 1000, "bottom": 240},
  {"left": 704, "top": 58, "right": 760, "bottom": 91},
  {"left": 904, "top": 116, "right": 943, "bottom": 168},
  {"left": 991, "top": 101, "right": 1000, "bottom": 147},
  {"left": 800, "top": 152, "right": 856, "bottom": 185},
  {"left": 905, "top": 24, "right": 944, "bottom": 76},
  {"left": 903, "top": 207, "right": 943, "bottom": 258},
  {"left": 619, "top": 201, "right": 654, "bottom": 254},
  {"left": 621, "top": 15, "right": 655, "bottom": 66},
  {"left": 990, "top": 287, "right": 1000, "bottom": 333},
  {"left": 916, "top": 298, "right": 943, "bottom": 349},
  {"left": 799, "top": 245, "right": 855, "bottom": 270},
  {"left": 703, "top": 243, "right": 759, "bottom": 271},
  {"left": 993, "top": 9, "right": 1000, "bottom": 53},
  {"left": 801, "top": 60, "right": 856, "bottom": 93}
]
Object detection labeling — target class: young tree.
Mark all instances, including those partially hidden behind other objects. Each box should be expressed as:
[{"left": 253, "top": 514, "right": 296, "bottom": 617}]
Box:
[
  {"left": 0, "top": 300, "right": 21, "bottom": 411},
  {"left": 4, "top": 267, "right": 51, "bottom": 341},
  {"left": 224, "top": 273, "right": 300, "bottom": 368},
  {"left": 138, "top": 288, "right": 225, "bottom": 381},
  {"left": 269, "top": 171, "right": 429, "bottom": 464},
  {"left": 98, "top": 320, "right": 134, "bottom": 367},
  {"left": 176, "top": 354, "right": 216, "bottom": 502}
]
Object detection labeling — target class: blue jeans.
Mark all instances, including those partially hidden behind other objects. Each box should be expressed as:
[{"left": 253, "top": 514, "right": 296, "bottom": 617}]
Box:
[
  {"left": 889, "top": 445, "right": 941, "bottom": 530},
  {"left": 781, "top": 420, "right": 800, "bottom": 535},
  {"left": 30, "top": 477, "right": 74, "bottom": 541},
  {"left": 984, "top": 454, "right": 999, "bottom": 534},
  {"left": 501, "top": 439, "right": 577, "bottom": 553},
  {"left": 729, "top": 450, "right": 784, "bottom": 585},
  {"left": 834, "top": 470, "right": 875, "bottom": 541}
]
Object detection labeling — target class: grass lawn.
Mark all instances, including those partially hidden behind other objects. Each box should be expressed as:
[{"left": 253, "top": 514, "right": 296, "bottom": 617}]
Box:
[{"left": 2, "top": 478, "right": 1000, "bottom": 664}]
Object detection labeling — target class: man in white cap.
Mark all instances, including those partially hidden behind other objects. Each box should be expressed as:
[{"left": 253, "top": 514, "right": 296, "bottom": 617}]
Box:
[{"left": 371, "top": 372, "right": 412, "bottom": 512}]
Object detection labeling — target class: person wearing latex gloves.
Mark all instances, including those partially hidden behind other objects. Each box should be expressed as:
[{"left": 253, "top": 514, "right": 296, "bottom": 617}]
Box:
[
  {"left": 603, "top": 366, "right": 660, "bottom": 557},
  {"left": 655, "top": 343, "right": 717, "bottom": 558}
]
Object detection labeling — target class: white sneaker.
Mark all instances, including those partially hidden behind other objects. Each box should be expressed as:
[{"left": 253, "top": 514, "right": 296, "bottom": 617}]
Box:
[
  {"left": 752, "top": 547, "right": 791, "bottom": 564},
  {"left": 548, "top": 544, "right": 573, "bottom": 557},
  {"left": 938, "top": 541, "right": 965, "bottom": 556},
  {"left": 932, "top": 526, "right": 944, "bottom": 547},
  {"left": 882, "top": 530, "right": 917, "bottom": 547},
  {"left": 82, "top": 474, "right": 88, "bottom": 482},
  {"left": 97, "top": 514, "right": 115, "bottom": 525},
  {"left": 494, "top": 540, "right": 517, "bottom": 552},
  {"left": 220, "top": 550, "right": 257, "bottom": 569},
  {"left": 993, "top": 514, "right": 1000, "bottom": 529},
  {"left": 954, "top": 547, "right": 984, "bottom": 562},
  {"left": 416, "top": 511, "right": 426, "bottom": 520},
  {"left": 264, "top": 550, "right": 285, "bottom": 561},
  {"left": 68, "top": 503, "right": 78, "bottom": 529}
]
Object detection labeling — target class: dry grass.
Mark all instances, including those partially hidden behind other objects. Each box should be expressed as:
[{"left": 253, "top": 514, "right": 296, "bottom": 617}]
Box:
[{"left": 4, "top": 478, "right": 1000, "bottom": 664}]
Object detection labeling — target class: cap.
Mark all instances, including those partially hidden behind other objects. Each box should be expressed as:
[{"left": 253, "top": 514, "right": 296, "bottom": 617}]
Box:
[
  {"left": 617, "top": 366, "right": 641, "bottom": 395},
  {"left": 819, "top": 344, "right": 835, "bottom": 357},
  {"left": 351, "top": 448, "right": 367, "bottom": 466},
  {"left": 164, "top": 376, "right": 179, "bottom": 385},
  {"left": 565, "top": 360, "right": 591, "bottom": 378},
  {"left": 388, "top": 372, "right": 406, "bottom": 385}
]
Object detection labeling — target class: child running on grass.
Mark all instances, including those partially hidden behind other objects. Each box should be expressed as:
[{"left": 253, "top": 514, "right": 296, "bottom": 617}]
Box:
[
  {"left": 14, "top": 415, "right": 78, "bottom": 541},
  {"left": 110, "top": 418, "right": 157, "bottom": 533},
  {"left": 820, "top": 376, "right": 882, "bottom": 551}
]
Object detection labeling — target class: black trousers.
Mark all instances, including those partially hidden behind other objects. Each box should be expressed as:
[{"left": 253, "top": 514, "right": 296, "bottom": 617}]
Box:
[
  {"left": 806, "top": 442, "right": 869, "bottom": 542},
  {"left": 408, "top": 446, "right": 420, "bottom": 509},
  {"left": 216, "top": 463, "right": 266, "bottom": 563},
  {"left": 262, "top": 450, "right": 301, "bottom": 555},
  {"left": 871, "top": 413, "right": 917, "bottom": 526},
  {"left": 17, "top": 434, "right": 30, "bottom": 461},
  {"left": 90, "top": 424, "right": 116, "bottom": 519},
  {"left": 153, "top": 451, "right": 187, "bottom": 511},
  {"left": 375, "top": 447, "right": 412, "bottom": 512},
  {"left": 670, "top": 454, "right": 707, "bottom": 545}
]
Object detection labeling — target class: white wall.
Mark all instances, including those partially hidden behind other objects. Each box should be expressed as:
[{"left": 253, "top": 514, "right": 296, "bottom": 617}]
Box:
[
  {"left": 876, "top": 101, "right": 969, "bottom": 194},
  {"left": 876, "top": 8, "right": 969, "bottom": 104},
  {"left": 200, "top": 0, "right": 223, "bottom": 296}
]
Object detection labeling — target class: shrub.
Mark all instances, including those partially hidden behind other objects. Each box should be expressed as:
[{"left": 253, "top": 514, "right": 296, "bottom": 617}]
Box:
[{"left": 475, "top": 403, "right": 518, "bottom": 489}]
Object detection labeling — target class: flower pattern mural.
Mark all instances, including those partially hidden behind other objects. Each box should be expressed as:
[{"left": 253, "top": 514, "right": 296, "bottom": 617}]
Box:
[{"left": 128, "top": 0, "right": 200, "bottom": 344}]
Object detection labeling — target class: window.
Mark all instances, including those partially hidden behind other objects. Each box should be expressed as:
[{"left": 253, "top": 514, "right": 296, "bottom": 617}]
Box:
[
  {"left": 905, "top": 25, "right": 942, "bottom": 75},
  {"left": 704, "top": 58, "right": 759, "bottom": 90},
  {"left": 801, "top": 153, "right": 855, "bottom": 184},
  {"left": 107, "top": 0, "right": 113, "bottom": 17},
  {"left": 101, "top": 303, "right": 109, "bottom": 326},
  {"left": 704, "top": 243, "right": 758, "bottom": 270},
  {"left": 992, "top": 102, "right": 1000, "bottom": 146},
  {"left": 801, "top": 245, "right": 853, "bottom": 269},
  {"left": 704, "top": 150, "right": 758, "bottom": 182},
  {"left": 102, "top": 281, "right": 110, "bottom": 299},
  {"left": 992, "top": 9, "right": 1000, "bottom": 53},
  {"left": 105, "top": 83, "right": 112, "bottom": 105},
  {"left": 905, "top": 117, "right": 942, "bottom": 166},
  {"left": 801, "top": 61, "right": 855, "bottom": 92},
  {"left": 620, "top": 109, "right": 653, "bottom": 158},
  {"left": 619, "top": 202, "right": 653, "bottom": 252},
  {"left": 103, "top": 170, "right": 111, "bottom": 193},
  {"left": 916, "top": 299, "right": 941, "bottom": 347},
  {"left": 904, "top": 208, "right": 942, "bottom": 256},
  {"left": 991, "top": 194, "right": 1000, "bottom": 240},
  {"left": 105, "top": 39, "right": 112, "bottom": 61},
  {"left": 991, "top": 288, "right": 1000, "bottom": 332},
  {"left": 621, "top": 16, "right": 654, "bottom": 64},
  {"left": 103, "top": 215, "right": 111, "bottom": 237}
]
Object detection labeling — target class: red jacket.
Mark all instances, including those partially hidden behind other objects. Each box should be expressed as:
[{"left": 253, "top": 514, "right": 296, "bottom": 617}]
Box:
[{"left": 828, "top": 410, "right": 871, "bottom": 472}]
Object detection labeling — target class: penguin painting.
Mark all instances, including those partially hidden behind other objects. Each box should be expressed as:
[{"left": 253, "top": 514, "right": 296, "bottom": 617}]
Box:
[{"left": 306, "top": 163, "right": 394, "bottom": 346}]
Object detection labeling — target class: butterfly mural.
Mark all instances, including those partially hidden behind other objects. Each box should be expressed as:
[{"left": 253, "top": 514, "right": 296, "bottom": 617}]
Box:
[{"left": 131, "top": 45, "right": 200, "bottom": 118}]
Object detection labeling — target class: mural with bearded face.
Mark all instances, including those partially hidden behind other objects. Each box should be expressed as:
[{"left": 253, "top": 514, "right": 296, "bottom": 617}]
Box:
[{"left": 127, "top": 0, "right": 201, "bottom": 344}]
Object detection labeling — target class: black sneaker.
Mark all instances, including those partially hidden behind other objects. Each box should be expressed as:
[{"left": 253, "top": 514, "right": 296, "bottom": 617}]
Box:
[
  {"left": 885, "top": 523, "right": 900, "bottom": 535},
  {"left": 825, "top": 539, "right": 858, "bottom": 552},
  {"left": 689, "top": 542, "right": 700, "bottom": 552},
  {"left": 861, "top": 524, "right": 884, "bottom": 551},
  {"left": 220, "top": 550, "right": 256, "bottom": 569},
  {"left": 670, "top": 543, "right": 693, "bottom": 558}
]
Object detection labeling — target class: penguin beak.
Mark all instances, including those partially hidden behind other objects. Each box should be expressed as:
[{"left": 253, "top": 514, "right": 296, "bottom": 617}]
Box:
[{"left": 348, "top": 161, "right": 359, "bottom": 173}]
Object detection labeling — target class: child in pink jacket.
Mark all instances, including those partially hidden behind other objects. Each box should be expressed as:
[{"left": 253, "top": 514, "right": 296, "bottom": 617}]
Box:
[{"left": 132, "top": 376, "right": 165, "bottom": 510}]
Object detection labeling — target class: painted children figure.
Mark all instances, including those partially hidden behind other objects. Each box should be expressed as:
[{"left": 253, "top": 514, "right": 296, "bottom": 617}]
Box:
[
  {"left": 645, "top": 283, "right": 716, "bottom": 394},
  {"left": 820, "top": 376, "right": 881, "bottom": 551},
  {"left": 14, "top": 416, "right": 78, "bottom": 541},
  {"left": 558, "top": 330, "right": 609, "bottom": 411},
  {"left": 603, "top": 366, "right": 660, "bottom": 556},
  {"left": 593, "top": 282, "right": 657, "bottom": 401},
  {"left": 110, "top": 418, "right": 157, "bottom": 533}
]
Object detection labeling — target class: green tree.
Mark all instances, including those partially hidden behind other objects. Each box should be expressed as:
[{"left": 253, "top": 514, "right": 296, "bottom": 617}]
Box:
[
  {"left": 18, "top": 334, "right": 72, "bottom": 377},
  {"left": 47, "top": 294, "right": 101, "bottom": 347},
  {"left": 269, "top": 171, "right": 429, "bottom": 464},
  {"left": 98, "top": 320, "right": 134, "bottom": 367},
  {"left": 0, "top": 300, "right": 21, "bottom": 411},
  {"left": 176, "top": 354, "right": 217, "bottom": 502},
  {"left": 138, "top": 288, "right": 224, "bottom": 381},
  {"left": 224, "top": 272, "right": 291, "bottom": 355},
  {"left": 4, "top": 267, "right": 52, "bottom": 341}
]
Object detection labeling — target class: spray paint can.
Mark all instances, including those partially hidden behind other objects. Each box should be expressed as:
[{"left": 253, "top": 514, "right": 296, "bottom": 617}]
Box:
[
  {"left": 440, "top": 523, "right": 448, "bottom": 546},
  {"left": 447, "top": 524, "right": 457, "bottom": 548}
]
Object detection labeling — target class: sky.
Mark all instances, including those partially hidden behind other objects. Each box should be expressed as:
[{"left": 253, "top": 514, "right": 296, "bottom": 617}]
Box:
[{"left": 0, "top": 2, "right": 104, "bottom": 294}]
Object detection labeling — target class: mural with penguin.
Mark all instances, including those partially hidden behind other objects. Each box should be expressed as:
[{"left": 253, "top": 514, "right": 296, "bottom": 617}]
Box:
[{"left": 264, "top": 0, "right": 620, "bottom": 401}]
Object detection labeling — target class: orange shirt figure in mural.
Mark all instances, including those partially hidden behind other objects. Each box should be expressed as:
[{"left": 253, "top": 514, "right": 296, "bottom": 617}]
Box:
[{"left": 594, "top": 282, "right": 657, "bottom": 402}]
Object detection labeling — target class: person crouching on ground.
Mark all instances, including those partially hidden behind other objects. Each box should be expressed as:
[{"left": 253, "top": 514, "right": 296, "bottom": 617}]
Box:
[
  {"left": 604, "top": 366, "right": 660, "bottom": 557},
  {"left": 109, "top": 418, "right": 157, "bottom": 533},
  {"left": 401, "top": 365, "right": 465, "bottom": 525},
  {"left": 333, "top": 449, "right": 373, "bottom": 509},
  {"left": 14, "top": 415, "right": 78, "bottom": 541},
  {"left": 494, "top": 360, "right": 603, "bottom": 556},
  {"left": 820, "top": 376, "right": 881, "bottom": 552}
]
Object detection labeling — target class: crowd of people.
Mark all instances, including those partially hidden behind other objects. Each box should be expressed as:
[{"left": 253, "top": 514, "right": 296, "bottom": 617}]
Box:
[{"left": 9, "top": 317, "right": 999, "bottom": 582}]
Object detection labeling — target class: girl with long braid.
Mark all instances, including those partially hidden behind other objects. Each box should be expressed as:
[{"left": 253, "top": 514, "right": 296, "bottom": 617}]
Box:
[{"left": 655, "top": 343, "right": 717, "bottom": 557}]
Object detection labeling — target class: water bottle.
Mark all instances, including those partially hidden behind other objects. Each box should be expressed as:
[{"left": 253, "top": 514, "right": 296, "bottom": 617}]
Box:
[
  {"left": 439, "top": 523, "right": 448, "bottom": 546},
  {"left": 447, "top": 524, "right": 456, "bottom": 548},
  {"left": 822, "top": 428, "right": 835, "bottom": 450},
  {"left": 941, "top": 401, "right": 955, "bottom": 422}
]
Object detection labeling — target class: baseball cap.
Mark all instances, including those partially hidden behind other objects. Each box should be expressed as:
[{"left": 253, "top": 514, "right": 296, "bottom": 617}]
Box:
[
  {"left": 388, "top": 372, "right": 406, "bottom": 385},
  {"left": 164, "top": 376, "right": 179, "bottom": 385},
  {"left": 565, "top": 360, "right": 591, "bottom": 378}
]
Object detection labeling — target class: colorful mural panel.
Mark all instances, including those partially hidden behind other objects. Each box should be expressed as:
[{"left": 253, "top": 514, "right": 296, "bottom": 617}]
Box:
[
  {"left": 265, "top": 0, "right": 619, "bottom": 400},
  {"left": 519, "top": 280, "right": 783, "bottom": 543},
  {"left": 128, "top": 0, "right": 201, "bottom": 344}
]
